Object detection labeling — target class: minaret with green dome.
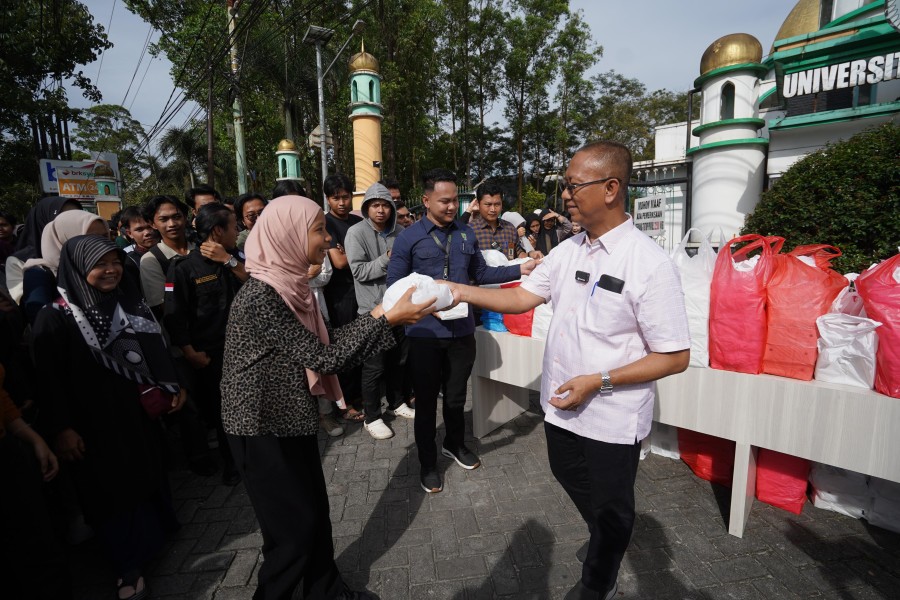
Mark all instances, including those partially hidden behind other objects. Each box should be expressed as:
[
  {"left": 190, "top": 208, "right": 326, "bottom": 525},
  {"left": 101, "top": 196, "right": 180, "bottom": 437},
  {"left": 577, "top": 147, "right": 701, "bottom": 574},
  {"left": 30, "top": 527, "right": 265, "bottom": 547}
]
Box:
[{"left": 348, "top": 40, "right": 384, "bottom": 209}]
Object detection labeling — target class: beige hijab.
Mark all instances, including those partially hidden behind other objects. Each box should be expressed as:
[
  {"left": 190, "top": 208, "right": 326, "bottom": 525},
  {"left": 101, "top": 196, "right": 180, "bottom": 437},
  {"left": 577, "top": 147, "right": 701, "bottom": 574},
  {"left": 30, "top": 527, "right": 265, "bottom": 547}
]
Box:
[
  {"left": 23, "top": 210, "right": 105, "bottom": 274},
  {"left": 243, "top": 196, "right": 344, "bottom": 404}
]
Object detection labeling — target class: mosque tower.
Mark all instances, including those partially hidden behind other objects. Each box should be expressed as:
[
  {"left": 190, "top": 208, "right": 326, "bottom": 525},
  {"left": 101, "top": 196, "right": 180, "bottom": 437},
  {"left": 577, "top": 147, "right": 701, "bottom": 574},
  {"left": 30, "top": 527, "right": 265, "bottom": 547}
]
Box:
[
  {"left": 348, "top": 41, "right": 384, "bottom": 209},
  {"left": 687, "top": 33, "right": 769, "bottom": 239}
]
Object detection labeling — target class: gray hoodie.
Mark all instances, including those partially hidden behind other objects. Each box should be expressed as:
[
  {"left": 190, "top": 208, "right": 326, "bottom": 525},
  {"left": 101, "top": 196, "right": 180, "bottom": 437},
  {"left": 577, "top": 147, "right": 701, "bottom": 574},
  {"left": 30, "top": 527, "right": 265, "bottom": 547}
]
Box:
[{"left": 344, "top": 184, "right": 401, "bottom": 314}]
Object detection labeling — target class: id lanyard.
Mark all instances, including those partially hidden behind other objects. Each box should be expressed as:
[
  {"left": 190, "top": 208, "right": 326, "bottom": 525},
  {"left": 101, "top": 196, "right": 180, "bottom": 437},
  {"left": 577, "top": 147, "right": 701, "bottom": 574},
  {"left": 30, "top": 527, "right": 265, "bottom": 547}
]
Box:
[{"left": 430, "top": 231, "right": 451, "bottom": 279}]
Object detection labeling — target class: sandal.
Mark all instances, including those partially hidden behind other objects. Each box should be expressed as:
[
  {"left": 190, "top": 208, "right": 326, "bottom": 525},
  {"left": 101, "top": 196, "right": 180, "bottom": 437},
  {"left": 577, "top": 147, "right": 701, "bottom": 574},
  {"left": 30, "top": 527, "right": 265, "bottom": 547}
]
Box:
[
  {"left": 117, "top": 570, "right": 148, "bottom": 600},
  {"left": 342, "top": 408, "right": 366, "bottom": 423}
]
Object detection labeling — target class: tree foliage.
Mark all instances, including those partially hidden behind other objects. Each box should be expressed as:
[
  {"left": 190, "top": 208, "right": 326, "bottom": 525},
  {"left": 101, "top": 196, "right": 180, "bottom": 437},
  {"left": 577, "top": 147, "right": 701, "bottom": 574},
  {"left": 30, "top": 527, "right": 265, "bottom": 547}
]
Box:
[
  {"left": 72, "top": 105, "right": 148, "bottom": 192},
  {"left": 742, "top": 122, "right": 900, "bottom": 273}
]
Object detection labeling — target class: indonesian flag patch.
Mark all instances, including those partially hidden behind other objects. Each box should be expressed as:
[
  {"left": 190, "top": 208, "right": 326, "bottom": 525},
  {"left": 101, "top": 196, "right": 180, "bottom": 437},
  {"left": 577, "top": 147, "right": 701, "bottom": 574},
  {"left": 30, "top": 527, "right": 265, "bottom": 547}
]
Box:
[{"left": 164, "top": 283, "right": 174, "bottom": 293}]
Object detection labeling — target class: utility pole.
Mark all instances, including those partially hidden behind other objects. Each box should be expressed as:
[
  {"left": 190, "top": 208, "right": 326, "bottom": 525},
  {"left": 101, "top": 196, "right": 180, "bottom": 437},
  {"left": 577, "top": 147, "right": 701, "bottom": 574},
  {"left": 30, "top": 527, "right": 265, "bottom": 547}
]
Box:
[
  {"left": 227, "top": 0, "right": 248, "bottom": 194},
  {"left": 207, "top": 70, "right": 215, "bottom": 187}
]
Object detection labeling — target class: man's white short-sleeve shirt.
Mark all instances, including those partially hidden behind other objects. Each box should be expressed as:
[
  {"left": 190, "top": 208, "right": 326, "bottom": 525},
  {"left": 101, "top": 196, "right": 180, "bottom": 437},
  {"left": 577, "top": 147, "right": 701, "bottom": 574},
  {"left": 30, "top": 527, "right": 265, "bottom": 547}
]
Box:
[{"left": 521, "top": 217, "right": 690, "bottom": 444}]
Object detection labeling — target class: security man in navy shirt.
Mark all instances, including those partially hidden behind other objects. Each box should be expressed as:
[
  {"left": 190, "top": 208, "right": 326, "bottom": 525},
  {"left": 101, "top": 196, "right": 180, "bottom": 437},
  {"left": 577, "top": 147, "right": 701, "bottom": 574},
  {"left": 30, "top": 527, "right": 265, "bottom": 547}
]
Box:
[
  {"left": 165, "top": 202, "right": 248, "bottom": 485},
  {"left": 387, "top": 168, "right": 538, "bottom": 493}
]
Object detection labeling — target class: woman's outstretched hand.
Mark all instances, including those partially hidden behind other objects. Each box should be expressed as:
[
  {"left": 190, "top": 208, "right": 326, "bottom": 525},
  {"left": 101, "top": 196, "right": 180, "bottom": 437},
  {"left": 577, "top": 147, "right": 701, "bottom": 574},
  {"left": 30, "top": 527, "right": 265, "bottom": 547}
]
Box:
[{"left": 372, "top": 286, "right": 437, "bottom": 326}]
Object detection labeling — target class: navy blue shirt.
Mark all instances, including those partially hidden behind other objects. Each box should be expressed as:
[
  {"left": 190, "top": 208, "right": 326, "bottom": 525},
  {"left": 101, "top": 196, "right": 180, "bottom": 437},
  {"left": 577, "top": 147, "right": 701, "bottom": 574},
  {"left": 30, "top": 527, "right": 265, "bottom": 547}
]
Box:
[{"left": 387, "top": 217, "right": 521, "bottom": 338}]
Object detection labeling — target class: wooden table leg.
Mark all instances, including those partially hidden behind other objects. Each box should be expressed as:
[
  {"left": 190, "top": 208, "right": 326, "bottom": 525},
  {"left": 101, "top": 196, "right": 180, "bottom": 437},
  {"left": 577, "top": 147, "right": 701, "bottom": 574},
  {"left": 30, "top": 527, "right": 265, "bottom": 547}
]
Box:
[
  {"left": 472, "top": 376, "right": 530, "bottom": 438},
  {"left": 728, "top": 442, "right": 758, "bottom": 538}
]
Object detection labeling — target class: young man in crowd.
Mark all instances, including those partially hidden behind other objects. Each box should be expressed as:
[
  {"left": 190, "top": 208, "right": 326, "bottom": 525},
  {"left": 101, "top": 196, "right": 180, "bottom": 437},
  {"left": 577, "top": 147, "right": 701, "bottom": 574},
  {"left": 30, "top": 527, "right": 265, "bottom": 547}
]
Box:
[
  {"left": 322, "top": 173, "right": 365, "bottom": 421},
  {"left": 439, "top": 141, "right": 690, "bottom": 600},
  {"left": 165, "top": 203, "right": 247, "bottom": 485},
  {"left": 345, "top": 183, "right": 415, "bottom": 440},
  {"left": 387, "top": 168, "right": 538, "bottom": 493},
  {"left": 118, "top": 206, "right": 159, "bottom": 284},
  {"left": 463, "top": 180, "right": 542, "bottom": 260}
]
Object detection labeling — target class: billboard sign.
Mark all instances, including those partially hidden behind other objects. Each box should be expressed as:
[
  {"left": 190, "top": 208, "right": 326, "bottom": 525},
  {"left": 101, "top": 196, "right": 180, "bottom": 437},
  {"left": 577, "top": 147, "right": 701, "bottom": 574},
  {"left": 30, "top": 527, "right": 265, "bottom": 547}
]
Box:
[
  {"left": 634, "top": 194, "right": 666, "bottom": 236},
  {"left": 38, "top": 153, "right": 120, "bottom": 197}
]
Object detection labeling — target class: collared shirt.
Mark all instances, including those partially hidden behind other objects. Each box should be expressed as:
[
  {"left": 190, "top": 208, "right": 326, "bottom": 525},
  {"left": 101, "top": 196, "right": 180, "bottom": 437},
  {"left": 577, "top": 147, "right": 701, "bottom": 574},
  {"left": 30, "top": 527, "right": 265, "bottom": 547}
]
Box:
[
  {"left": 140, "top": 241, "right": 197, "bottom": 308},
  {"left": 470, "top": 216, "right": 524, "bottom": 259},
  {"left": 521, "top": 217, "right": 690, "bottom": 444},
  {"left": 387, "top": 217, "right": 521, "bottom": 338}
]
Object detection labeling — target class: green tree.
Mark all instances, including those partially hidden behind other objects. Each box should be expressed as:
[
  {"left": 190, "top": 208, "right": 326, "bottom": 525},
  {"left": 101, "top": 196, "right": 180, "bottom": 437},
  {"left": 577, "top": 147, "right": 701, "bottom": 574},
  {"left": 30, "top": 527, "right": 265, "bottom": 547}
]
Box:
[
  {"left": 742, "top": 122, "right": 900, "bottom": 273},
  {"left": 72, "top": 105, "right": 147, "bottom": 193}
]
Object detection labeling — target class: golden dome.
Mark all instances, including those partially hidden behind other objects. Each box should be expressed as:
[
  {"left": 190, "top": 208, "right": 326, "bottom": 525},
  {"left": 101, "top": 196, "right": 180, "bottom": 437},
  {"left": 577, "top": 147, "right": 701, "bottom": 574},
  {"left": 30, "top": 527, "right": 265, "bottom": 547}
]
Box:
[
  {"left": 93, "top": 162, "right": 115, "bottom": 177},
  {"left": 277, "top": 138, "right": 297, "bottom": 152},
  {"left": 773, "top": 0, "right": 821, "bottom": 48},
  {"left": 349, "top": 41, "right": 379, "bottom": 73},
  {"left": 699, "top": 33, "right": 763, "bottom": 76}
]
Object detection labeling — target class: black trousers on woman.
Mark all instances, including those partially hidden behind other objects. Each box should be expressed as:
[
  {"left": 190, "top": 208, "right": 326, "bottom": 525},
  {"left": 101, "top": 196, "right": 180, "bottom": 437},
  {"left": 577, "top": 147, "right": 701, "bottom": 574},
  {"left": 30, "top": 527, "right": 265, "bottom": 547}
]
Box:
[{"left": 228, "top": 434, "right": 344, "bottom": 600}]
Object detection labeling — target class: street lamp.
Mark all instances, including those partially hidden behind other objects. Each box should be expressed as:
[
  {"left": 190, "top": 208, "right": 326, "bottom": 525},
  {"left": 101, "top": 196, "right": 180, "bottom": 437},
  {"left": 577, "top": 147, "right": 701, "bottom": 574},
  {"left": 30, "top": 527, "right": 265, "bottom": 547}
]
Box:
[{"left": 303, "top": 19, "right": 366, "bottom": 209}]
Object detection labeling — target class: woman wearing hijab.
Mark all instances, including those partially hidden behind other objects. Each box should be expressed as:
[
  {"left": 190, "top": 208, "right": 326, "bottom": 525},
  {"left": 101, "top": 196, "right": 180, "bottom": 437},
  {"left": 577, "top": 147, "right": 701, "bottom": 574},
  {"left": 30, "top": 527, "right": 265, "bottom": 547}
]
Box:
[
  {"left": 221, "top": 196, "right": 435, "bottom": 600},
  {"left": 5, "top": 196, "right": 81, "bottom": 302},
  {"left": 32, "top": 235, "right": 187, "bottom": 600},
  {"left": 534, "top": 208, "right": 573, "bottom": 255},
  {"left": 21, "top": 209, "right": 107, "bottom": 323}
]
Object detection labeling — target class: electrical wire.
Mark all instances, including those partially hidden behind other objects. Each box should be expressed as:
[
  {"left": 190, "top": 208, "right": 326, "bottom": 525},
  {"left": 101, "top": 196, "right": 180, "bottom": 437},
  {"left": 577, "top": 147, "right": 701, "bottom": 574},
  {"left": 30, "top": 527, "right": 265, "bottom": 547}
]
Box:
[
  {"left": 120, "top": 25, "right": 155, "bottom": 108},
  {"left": 94, "top": 0, "right": 118, "bottom": 88}
]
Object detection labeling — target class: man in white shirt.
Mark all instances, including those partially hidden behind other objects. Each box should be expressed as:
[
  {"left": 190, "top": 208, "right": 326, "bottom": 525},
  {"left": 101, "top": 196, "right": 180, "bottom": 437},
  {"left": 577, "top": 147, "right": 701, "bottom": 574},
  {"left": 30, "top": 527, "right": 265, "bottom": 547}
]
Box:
[{"left": 443, "top": 141, "right": 690, "bottom": 600}]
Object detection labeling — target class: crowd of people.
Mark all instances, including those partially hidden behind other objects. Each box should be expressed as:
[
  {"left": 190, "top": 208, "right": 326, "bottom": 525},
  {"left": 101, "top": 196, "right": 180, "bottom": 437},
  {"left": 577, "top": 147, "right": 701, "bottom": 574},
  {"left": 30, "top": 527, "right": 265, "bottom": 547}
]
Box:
[{"left": 0, "top": 140, "right": 690, "bottom": 600}]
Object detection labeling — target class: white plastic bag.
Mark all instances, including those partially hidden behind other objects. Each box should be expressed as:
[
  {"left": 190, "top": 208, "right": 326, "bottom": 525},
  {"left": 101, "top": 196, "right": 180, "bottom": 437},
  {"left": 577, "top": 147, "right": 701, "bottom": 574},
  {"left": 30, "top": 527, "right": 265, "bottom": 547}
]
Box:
[
  {"left": 649, "top": 422, "right": 680, "bottom": 460},
  {"left": 814, "top": 313, "right": 881, "bottom": 388},
  {"left": 809, "top": 463, "right": 869, "bottom": 519},
  {"left": 670, "top": 228, "right": 716, "bottom": 367},
  {"left": 867, "top": 477, "right": 900, "bottom": 533},
  {"left": 829, "top": 274, "right": 866, "bottom": 316},
  {"left": 382, "top": 273, "right": 454, "bottom": 312},
  {"left": 531, "top": 301, "right": 553, "bottom": 340}
]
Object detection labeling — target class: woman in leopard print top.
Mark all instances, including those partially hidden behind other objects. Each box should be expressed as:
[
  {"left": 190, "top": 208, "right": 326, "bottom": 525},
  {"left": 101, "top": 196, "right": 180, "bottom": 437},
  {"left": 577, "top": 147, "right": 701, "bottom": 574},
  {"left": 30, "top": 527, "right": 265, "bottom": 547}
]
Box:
[{"left": 221, "top": 196, "right": 435, "bottom": 600}]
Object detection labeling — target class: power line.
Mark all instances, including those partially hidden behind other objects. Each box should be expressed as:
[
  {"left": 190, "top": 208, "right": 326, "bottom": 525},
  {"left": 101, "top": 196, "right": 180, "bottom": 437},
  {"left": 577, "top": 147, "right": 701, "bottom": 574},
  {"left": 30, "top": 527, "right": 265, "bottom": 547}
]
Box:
[
  {"left": 120, "top": 25, "right": 155, "bottom": 108},
  {"left": 95, "top": 0, "right": 118, "bottom": 88}
]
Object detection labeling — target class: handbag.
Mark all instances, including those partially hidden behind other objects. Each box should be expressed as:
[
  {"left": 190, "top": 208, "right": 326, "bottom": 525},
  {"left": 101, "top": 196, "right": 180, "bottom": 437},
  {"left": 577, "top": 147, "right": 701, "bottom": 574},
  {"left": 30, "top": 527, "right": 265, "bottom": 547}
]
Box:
[{"left": 138, "top": 384, "right": 173, "bottom": 419}]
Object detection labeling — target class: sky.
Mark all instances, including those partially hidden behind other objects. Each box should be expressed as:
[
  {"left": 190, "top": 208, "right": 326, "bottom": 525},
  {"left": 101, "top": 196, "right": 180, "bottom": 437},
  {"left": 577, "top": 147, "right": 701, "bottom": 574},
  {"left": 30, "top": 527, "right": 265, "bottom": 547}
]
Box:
[{"left": 68, "top": 0, "right": 793, "bottom": 149}]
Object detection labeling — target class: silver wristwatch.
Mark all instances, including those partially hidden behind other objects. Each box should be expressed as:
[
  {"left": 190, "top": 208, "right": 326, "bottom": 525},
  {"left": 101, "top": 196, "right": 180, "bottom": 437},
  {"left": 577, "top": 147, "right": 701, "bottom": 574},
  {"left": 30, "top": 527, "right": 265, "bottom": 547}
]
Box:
[
  {"left": 224, "top": 255, "right": 238, "bottom": 268},
  {"left": 599, "top": 371, "right": 613, "bottom": 394}
]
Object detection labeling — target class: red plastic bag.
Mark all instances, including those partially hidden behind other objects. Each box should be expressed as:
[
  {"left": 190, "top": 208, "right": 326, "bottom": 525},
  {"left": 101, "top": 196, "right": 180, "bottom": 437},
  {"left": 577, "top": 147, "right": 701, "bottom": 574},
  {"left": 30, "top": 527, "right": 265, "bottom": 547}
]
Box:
[
  {"left": 709, "top": 234, "right": 783, "bottom": 374},
  {"left": 678, "top": 428, "right": 735, "bottom": 488},
  {"left": 763, "top": 245, "right": 847, "bottom": 380},
  {"left": 501, "top": 282, "right": 534, "bottom": 336},
  {"left": 857, "top": 253, "right": 900, "bottom": 398},
  {"left": 755, "top": 449, "right": 810, "bottom": 514}
]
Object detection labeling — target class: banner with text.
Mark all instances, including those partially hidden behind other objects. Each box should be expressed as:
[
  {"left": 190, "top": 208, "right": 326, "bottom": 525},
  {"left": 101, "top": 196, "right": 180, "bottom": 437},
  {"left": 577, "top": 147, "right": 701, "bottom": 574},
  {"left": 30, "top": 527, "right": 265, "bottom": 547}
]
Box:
[{"left": 634, "top": 194, "right": 666, "bottom": 236}]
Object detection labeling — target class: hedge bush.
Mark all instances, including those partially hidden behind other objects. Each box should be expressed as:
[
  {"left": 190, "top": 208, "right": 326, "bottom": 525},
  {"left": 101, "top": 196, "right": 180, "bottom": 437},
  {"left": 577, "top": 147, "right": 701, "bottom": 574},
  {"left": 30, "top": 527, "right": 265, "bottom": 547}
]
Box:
[{"left": 742, "top": 122, "right": 899, "bottom": 273}]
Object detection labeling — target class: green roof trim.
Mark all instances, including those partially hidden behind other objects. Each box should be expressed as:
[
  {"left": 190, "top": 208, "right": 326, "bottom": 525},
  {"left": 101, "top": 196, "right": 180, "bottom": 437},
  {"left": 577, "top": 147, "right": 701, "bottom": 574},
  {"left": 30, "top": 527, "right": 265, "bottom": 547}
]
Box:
[
  {"left": 686, "top": 138, "right": 769, "bottom": 156},
  {"left": 772, "top": 14, "right": 885, "bottom": 52},
  {"left": 692, "top": 118, "right": 766, "bottom": 136},
  {"left": 758, "top": 87, "right": 777, "bottom": 104},
  {"left": 694, "top": 63, "right": 770, "bottom": 88},
  {"left": 823, "top": 1, "right": 885, "bottom": 30},
  {"left": 768, "top": 100, "right": 900, "bottom": 130}
]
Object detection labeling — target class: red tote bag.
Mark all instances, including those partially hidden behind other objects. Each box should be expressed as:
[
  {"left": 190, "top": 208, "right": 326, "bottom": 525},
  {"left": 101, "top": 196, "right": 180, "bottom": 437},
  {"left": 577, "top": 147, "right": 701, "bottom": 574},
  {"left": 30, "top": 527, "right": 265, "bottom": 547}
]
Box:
[
  {"left": 501, "top": 282, "right": 534, "bottom": 336},
  {"left": 709, "top": 234, "right": 783, "bottom": 374},
  {"left": 763, "top": 245, "right": 847, "bottom": 380},
  {"left": 678, "top": 428, "right": 735, "bottom": 488},
  {"left": 755, "top": 449, "right": 810, "bottom": 515},
  {"left": 857, "top": 253, "right": 900, "bottom": 398}
]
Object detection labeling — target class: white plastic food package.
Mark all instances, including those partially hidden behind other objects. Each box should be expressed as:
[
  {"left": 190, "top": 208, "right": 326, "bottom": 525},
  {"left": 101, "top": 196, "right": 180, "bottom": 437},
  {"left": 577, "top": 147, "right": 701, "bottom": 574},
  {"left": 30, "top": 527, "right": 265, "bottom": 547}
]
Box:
[
  {"left": 670, "top": 228, "right": 716, "bottom": 367},
  {"left": 829, "top": 274, "right": 866, "bottom": 316},
  {"left": 382, "top": 273, "right": 454, "bottom": 312},
  {"left": 809, "top": 463, "right": 869, "bottom": 519},
  {"left": 867, "top": 477, "right": 900, "bottom": 533},
  {"left": 649, "top": 422, "right": 680, "bottom": 460},
  {"left": 531, "top": 302, "right": 553, "bottom": 340},
  {"left": 814, "top": 313, "right": 881, "bottom": 388}
]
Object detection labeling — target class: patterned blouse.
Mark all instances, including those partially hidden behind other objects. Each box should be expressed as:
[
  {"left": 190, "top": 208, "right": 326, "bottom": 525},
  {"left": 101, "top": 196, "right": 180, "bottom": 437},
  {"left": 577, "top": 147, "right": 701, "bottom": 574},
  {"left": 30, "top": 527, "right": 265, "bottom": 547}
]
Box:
[{"left": 221, "top": 277, "right": 395, "bottom": 437}]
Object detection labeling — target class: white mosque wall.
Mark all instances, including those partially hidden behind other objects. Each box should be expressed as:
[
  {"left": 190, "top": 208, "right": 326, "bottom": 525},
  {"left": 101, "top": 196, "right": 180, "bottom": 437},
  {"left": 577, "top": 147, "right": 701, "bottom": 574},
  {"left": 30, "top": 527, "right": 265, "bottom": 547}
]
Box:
[{"left": 691, "top": 145, "right": 766, "bottom": 240}]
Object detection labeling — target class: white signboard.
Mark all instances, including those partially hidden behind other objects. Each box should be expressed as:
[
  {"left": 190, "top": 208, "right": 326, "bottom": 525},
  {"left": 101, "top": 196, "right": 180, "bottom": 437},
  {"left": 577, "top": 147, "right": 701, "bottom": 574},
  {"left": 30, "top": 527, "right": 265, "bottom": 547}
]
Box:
[
  {"left": 634, "top": 194, "right": 666, "bottom": 236},
  {"left": 38, "top": 153, "right": 120, "bottom": 196}
]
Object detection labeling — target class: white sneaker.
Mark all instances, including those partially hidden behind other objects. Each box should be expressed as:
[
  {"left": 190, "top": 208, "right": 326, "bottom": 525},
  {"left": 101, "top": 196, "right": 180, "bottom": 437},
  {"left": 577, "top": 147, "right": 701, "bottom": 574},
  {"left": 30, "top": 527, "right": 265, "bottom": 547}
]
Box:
[
  {"left": 388, "top": 403, "right": 415, "bottom": 419},
  {"left": 364, "top": 418, "right": 394, "bottom": 440},
  {"left": 319, "top": 413, "right": 344, "bottom": 437}
]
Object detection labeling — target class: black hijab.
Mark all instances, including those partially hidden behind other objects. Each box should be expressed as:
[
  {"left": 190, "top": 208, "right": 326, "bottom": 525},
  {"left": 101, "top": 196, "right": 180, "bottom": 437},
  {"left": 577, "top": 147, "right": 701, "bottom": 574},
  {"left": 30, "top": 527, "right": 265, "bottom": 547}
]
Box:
[
  {"left": 535, "top": 209, "right": 560, "bottom": 255},
  {"left": 55, "top": 235, "right": 180, "bottom": 394},
  {"left": 13, "top": 196, "right": 80, "bottom": 261}
]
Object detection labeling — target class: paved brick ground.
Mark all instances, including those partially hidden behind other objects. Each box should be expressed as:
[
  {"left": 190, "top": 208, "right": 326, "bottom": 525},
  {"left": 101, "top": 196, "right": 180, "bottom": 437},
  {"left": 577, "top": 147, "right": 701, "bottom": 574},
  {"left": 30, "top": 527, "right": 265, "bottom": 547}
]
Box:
[{"left": 71, "top": 395, "right": 900, "bottom": 599}]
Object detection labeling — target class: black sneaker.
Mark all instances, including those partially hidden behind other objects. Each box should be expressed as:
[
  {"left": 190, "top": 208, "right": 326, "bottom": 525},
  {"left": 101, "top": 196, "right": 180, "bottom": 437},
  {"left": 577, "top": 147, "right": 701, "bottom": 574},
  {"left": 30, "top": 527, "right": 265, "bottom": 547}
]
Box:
[
  {"left": 441, "top": 444, "right": 481, "bottom": 470},
  {"left": 420, "top": 468, "right": 443, "bottom": 493}
]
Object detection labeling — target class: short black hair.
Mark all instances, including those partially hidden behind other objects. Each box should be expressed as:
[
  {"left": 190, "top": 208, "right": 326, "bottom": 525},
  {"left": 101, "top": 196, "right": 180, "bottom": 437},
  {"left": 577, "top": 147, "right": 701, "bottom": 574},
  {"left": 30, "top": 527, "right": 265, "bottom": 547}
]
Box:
[
  {"left": 379, "top": 178, "right": 400, "bottom": 190},
  {"left": 142, "top": 195, "right": 189, "bottom": 223},
  {"left": 476, "top": 179, "right": 504, "bottom": 201},
  {"left": 119, "top": 206, "right": 147, "bottom": 230},
  {"left": 271, "top": 179, "right": 308, "bottom": 199},
  {"left": 234, "top": 193, "right": 268, "bottom": 221},
  {"left": 422, "top": 168, "right": 457, "bottom": 193},
  {"left": 323, "top": 173, "right": 352, "bottom": 198},
  {"left": 0, "top": 211, "right": 17, "bottom": 226},
  {"left": 195, "top": 203, "right": 233, "bottom": 242},
  {"left": 185, "top": 184, "right": 221, "bottom": 209}
]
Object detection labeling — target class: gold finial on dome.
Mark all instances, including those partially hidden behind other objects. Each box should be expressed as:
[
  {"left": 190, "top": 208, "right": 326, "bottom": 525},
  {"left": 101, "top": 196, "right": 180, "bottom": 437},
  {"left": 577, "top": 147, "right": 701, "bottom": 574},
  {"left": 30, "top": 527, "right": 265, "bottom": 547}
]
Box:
[
  {"left": 349, "top": 40, "right": 379, "bottom": 73},
  {"left": 277, "top": 138, "right": 297, "bottom": 152},
  {"left": 699, "top": 33, "right": 763, "bottom": 76},
  {"left": 93, "top": 162, "right": 115, "bottom": 177}
]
